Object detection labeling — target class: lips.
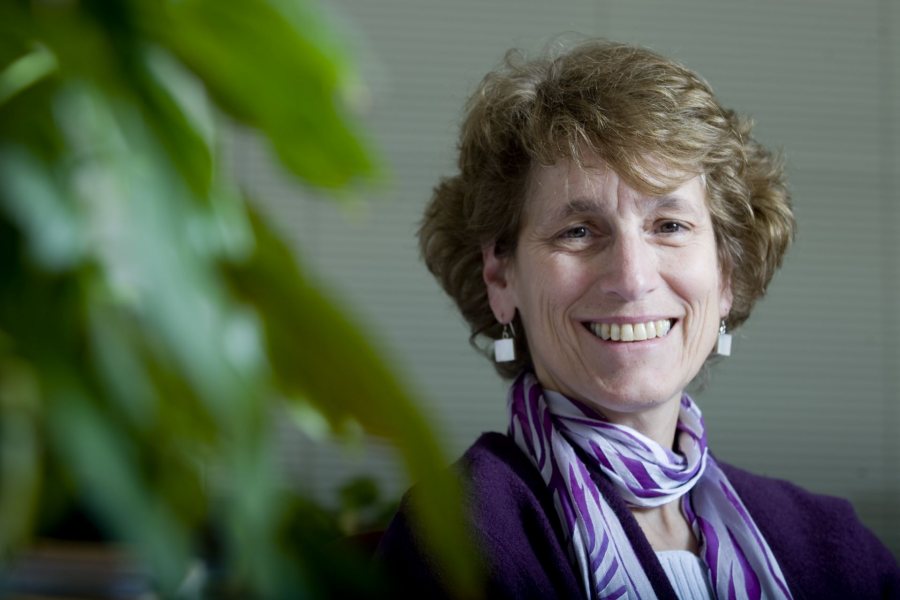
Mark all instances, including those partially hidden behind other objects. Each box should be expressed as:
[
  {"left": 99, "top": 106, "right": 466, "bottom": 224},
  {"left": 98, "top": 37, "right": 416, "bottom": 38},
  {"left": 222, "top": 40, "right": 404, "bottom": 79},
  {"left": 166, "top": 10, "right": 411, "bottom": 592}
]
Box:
[{"left": 586, "top": 319, "right": 674, "bottom": 342}]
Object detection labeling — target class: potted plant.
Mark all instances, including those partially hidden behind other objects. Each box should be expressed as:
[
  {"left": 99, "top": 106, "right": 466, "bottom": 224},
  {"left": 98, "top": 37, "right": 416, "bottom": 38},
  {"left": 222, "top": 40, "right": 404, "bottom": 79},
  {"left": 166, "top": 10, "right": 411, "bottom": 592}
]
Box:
[{"left": 0, "top": 0, "right": 477, "bottom": 596}]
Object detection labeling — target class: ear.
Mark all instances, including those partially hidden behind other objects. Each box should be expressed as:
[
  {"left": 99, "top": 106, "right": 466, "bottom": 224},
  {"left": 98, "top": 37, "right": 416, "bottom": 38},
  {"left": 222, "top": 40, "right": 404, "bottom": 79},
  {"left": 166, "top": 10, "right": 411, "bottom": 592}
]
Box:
[
  {"left": 719, "top": 272, "right": 733, "bottom": 319},
  {"left": 482, "top": 243, "right": 517, "bottom": 324}
]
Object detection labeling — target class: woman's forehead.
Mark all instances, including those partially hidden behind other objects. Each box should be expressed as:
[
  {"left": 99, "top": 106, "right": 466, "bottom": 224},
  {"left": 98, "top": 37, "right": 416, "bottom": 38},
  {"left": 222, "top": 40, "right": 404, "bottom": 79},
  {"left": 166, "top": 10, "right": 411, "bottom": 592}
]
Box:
[{"left": 523, "top": 158, "right": 706, "bottom": 222}]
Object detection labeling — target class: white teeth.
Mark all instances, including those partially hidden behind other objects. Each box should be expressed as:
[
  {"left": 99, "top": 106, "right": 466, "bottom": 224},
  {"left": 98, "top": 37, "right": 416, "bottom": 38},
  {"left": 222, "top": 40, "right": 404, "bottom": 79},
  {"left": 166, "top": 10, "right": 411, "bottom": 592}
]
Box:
[
  {"left": 657, "top": 319, "right": 671, "bottom": 336},
  {"left": 589, "top": 319, "right": 673, "bottom": 342},
  {"left": 634, "top": 323, "right": 647, "bottom": 341}
]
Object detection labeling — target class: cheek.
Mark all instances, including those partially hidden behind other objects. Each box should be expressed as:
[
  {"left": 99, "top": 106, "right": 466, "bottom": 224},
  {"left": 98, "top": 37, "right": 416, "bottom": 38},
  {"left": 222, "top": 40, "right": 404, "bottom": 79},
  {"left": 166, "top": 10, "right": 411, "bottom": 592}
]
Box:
[
  {"left": 667, "top": 255, "right": 724, "bottom": 319},
  {"left": 548, "top": 254, "right": 598, "bottom": 293},
  {"left": 516, "top": 256, "right": 590, "bottom": 312}
]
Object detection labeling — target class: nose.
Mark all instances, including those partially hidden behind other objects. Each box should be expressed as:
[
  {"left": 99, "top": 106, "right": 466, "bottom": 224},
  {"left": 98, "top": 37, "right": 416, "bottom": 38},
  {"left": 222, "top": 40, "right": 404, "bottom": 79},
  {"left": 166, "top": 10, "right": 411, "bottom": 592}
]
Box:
[{"left": 598, "top": 232, "right": 660, "bottom": 301}]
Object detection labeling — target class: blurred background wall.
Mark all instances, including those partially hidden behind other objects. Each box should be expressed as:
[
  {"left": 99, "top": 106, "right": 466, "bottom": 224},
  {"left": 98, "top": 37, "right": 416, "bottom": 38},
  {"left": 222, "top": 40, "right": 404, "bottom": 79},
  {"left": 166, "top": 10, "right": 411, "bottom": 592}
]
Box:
[{"left": 230, "top": 0, "right": 899, "bottom": 555}]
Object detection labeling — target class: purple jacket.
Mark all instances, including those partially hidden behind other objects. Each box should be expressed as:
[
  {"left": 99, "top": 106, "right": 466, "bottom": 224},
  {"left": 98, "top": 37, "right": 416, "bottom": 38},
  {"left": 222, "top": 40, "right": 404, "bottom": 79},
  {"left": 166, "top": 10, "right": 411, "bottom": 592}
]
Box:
[{"left": 377, "top": 432, "right": 900, "bottom": 599}]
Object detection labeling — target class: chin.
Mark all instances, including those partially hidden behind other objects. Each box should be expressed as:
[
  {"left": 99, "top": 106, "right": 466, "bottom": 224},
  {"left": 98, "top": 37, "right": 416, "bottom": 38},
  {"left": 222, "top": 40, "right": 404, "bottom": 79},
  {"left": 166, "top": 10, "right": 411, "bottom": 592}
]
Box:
[{"left": 574, "top": 380, "right": 682, "bottom": 418}]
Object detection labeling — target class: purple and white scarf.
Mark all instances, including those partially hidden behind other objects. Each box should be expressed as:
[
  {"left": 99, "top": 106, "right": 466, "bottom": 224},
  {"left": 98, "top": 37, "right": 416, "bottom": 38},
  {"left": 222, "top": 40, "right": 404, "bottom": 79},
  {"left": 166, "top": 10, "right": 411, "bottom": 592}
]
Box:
[{"left": 508, "top": 372, "right": 792, "bottom": 600}]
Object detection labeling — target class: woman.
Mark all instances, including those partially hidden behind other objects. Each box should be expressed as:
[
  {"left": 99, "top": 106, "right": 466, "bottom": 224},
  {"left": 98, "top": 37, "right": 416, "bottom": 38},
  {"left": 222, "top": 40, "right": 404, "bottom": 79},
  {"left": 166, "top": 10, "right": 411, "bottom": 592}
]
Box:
[{"left": 377, "top": 40, "right": 900, "bottom": 599}]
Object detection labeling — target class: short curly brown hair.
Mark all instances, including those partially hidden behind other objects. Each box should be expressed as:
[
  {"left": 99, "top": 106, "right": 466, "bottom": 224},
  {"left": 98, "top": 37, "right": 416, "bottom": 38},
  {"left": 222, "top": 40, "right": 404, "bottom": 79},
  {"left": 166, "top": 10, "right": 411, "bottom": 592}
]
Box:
[{"left": 419, "top": 40, "right": 794, "bottom": 379}]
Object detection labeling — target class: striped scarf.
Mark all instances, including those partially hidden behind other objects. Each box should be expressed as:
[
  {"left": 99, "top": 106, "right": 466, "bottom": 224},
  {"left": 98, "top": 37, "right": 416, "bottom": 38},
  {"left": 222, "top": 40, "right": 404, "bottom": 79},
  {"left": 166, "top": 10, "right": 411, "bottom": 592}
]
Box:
[{"left": 508, "top": 371, "right": 792, "bottom": 600}]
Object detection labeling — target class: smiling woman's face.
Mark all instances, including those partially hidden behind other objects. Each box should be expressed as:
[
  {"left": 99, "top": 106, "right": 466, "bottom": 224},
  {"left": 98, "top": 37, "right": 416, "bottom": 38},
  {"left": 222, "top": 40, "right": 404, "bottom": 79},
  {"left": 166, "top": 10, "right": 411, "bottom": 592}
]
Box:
[{"left": 484, "top": 157, "right": 732, "bottom": 419}]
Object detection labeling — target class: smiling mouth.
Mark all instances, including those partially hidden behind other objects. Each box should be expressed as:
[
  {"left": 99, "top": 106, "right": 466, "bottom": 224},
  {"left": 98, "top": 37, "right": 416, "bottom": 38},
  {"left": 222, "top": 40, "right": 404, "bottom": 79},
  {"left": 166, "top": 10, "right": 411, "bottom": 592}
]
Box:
[{"left": 586, "top": 319, "right": 674, "bottom": 342}]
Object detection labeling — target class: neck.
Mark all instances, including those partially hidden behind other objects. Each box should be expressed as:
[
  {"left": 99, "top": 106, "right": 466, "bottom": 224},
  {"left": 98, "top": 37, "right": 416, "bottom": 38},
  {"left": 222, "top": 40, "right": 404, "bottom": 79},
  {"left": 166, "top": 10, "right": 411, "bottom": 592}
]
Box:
[{"left": 631, "top": 500, "right": 700, "bottom": 554}]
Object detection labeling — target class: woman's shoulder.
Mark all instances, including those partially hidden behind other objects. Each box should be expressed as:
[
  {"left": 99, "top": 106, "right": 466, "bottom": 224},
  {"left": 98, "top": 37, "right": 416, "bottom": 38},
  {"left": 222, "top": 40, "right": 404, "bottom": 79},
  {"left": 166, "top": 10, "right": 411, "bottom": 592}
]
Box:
[
  {"left": 718, "top": 460, "right": 856, "bottom": 517},
  {"left": 376, "top": 432, "right": 582, "bottom": 599},
  {"left": 456, "top": 431, "right": 546, "bottom": 494},
  {"left": 717, "top": 459, "right": 900, "bottom": 597},
  {"left": 448, "top": 432, "right": 567, "bottom": 551}
]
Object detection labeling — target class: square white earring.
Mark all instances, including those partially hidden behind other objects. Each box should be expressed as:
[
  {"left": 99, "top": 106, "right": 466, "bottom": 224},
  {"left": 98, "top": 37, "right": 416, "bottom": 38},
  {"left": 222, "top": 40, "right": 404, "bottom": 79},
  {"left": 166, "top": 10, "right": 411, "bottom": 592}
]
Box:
[
  {"left": 716, "top": 320, "right": 732, "bottom": 357},
  {"left": 494, "top": 322, "right": 516, "bottom": 362}
]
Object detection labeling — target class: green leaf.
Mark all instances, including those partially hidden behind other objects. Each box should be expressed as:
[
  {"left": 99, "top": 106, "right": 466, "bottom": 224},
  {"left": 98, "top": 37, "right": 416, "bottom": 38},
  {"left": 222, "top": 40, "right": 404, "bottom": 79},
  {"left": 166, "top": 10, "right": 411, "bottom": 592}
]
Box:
[
  {"left": 0, "top": 146, "right": 85, "bottom": 272},
  {"left": 0, "top": 352, "right": 42, "bottom": 555},
  {"left": 128, "top": 47, "right": 214, "bottom": 200},
  {"left": 146, "top": 0, "right": 377, "bottom": 188},
  {"left": 0, "top": 44, "right": 58, "bottom": 107}
]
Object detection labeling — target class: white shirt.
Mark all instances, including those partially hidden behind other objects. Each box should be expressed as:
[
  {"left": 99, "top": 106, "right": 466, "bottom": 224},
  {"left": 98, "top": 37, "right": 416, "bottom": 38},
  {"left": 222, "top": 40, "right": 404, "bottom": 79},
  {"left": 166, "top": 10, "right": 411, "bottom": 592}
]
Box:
[{"left": 656, "top": 550, "right": 715, "bottom": 599}]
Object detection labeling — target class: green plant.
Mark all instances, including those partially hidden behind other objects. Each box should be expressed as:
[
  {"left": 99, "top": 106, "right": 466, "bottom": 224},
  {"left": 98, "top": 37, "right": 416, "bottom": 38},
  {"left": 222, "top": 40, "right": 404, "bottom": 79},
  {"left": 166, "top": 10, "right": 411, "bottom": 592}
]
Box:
[{"left": 0, "top": 0, "right": 477, "bottom": 596}]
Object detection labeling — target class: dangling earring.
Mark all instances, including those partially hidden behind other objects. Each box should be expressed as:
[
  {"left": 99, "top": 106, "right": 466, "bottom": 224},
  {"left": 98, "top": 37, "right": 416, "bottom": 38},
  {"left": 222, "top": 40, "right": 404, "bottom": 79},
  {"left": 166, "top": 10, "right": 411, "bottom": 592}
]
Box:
[
  {"left": 494, "top": 322, "right": 516, "bottom": 363},
  {"left": 716, "top": 319, "right": 732, "bottom": 357}
]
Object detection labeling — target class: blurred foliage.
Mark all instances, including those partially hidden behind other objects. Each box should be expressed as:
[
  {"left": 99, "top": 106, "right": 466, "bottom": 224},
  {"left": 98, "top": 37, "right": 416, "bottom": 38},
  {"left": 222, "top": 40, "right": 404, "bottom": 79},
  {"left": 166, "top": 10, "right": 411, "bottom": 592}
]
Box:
[
  {"left": 0, "top": 0, "right": 478, "bottom": 597},
  {"left": 334, "top": 476, "right": 399, "bottom": 537}
]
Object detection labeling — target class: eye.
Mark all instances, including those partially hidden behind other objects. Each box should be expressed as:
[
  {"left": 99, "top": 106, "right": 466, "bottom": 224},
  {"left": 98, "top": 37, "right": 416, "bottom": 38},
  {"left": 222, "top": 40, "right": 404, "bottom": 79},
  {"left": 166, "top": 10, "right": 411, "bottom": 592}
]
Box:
[
  {"left": 658, "top": 221, "right": 687, "bottom": 234},
  {"left": 561, "top": 225, "right": 589, "bottom": 239}
]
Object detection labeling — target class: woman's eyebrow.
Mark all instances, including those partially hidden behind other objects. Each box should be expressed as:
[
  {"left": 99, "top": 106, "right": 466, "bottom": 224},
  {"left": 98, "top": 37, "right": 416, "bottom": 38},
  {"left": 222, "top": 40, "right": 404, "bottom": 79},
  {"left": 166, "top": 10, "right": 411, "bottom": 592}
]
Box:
[
  {"left": 553, "top": 198, "right": 607, "bottom": 219},
  {"left": 644, "top": 194, "right": 700, "bottom": 215},
  {"left": 543, "top": 194, "right": 698, "bottom": 224}
]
